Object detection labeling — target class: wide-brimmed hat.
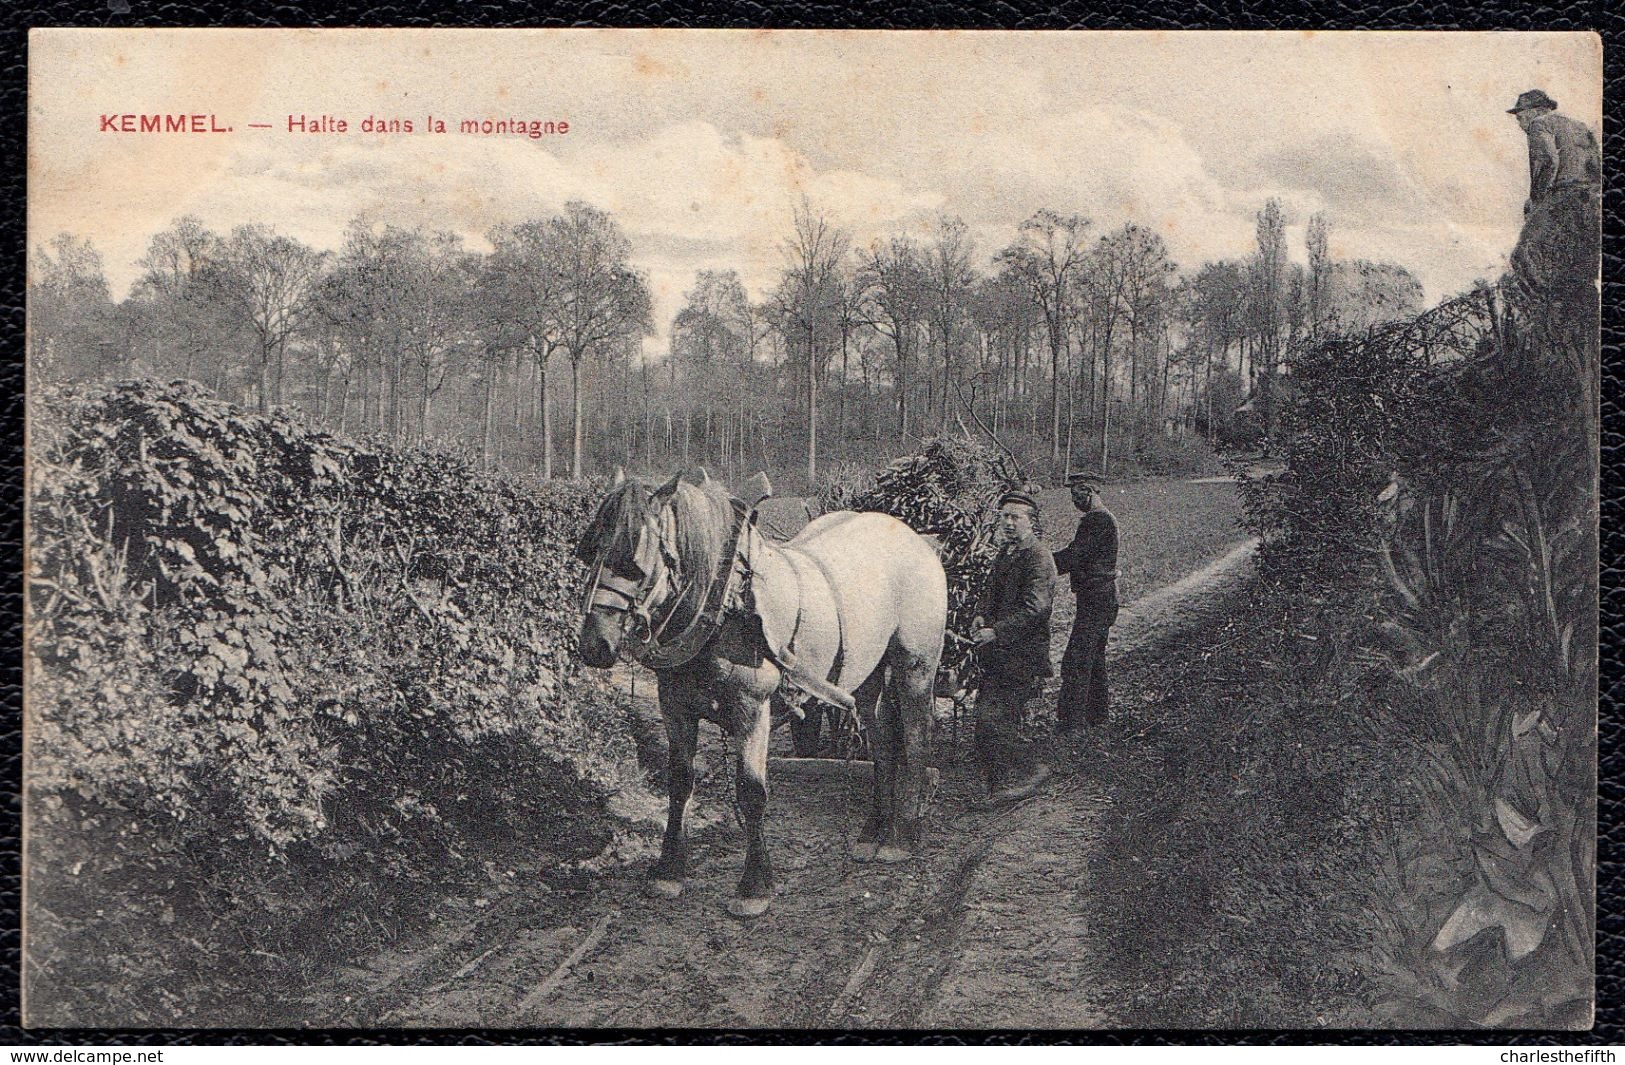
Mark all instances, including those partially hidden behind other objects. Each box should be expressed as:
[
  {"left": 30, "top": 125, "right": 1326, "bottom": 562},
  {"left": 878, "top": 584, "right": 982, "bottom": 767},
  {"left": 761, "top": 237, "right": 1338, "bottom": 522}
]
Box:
[
  {"left": 1508, "top": 89, "right": 1557, "bottom": 115},
  {"left": 998, "top": 488, "right": 1040, "bottom": 510}
]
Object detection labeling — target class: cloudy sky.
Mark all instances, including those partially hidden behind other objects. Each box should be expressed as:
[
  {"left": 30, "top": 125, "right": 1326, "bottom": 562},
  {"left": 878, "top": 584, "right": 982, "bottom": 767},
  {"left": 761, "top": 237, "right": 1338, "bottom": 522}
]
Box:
[{"left": 30, "top": 29, "right": 1601, "bottom": 348}]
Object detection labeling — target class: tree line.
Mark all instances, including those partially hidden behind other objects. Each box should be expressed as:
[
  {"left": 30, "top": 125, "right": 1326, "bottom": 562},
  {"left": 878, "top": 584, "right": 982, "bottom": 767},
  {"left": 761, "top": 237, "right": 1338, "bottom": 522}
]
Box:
[{"left": 29, "top": 196, "right": 1426, "bottom": 486}]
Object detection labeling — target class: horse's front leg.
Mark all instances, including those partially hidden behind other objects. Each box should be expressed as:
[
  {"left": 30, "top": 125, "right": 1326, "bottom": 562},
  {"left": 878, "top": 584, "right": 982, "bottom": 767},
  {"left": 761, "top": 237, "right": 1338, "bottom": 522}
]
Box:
[
  {"left": 728, "top": 697, "right": 775, "bottom": 918},
  {"left": 649, "top": 686, "right": 700, "bottom": 899}
]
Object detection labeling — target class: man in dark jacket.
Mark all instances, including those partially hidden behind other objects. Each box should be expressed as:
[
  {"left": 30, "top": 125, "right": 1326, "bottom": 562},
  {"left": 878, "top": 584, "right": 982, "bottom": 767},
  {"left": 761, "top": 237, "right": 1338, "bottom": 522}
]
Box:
[
  {"left": 971, "top": 488, "right": 1057, "bottom": 801},
  {"left": 1053, "top": 473, "right": 1119, "bottom": 733}
]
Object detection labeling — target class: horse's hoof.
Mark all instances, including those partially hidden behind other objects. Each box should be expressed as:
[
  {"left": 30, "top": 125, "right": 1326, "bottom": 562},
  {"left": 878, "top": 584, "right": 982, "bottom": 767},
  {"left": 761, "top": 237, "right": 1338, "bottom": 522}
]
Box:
[
  {"left": 648, "top": 879, "right": 684, "bottom": 899},
  {"left": 874, "top": 845, "right": 914, "bottom": 864},
  {"left": 727, "top": 896, "right": 771, "bottom": 919},
  {"left": 849, "top": 841, "right": 880, "bottom": 863}
]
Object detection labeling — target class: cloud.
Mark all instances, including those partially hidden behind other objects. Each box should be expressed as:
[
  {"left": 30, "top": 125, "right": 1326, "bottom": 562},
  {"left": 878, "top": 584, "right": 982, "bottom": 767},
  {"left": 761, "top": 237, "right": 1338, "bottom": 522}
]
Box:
[
  {"left": 579, "top": 121, "right": 943, "bottom": 295},
  {"left": 930, "top": 106, "right": 1260, "bottom": 279},
  {"left": 33, "top": 29, "right": 1588, "bottom": 332},
  {"left": 1226, "top": 134, "right": 1438, "bottom": 228}
]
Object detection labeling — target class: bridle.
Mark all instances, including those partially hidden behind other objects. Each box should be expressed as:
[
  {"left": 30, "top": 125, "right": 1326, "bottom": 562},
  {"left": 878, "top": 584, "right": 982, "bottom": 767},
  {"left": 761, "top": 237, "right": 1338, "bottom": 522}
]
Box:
[
  {"left": 580, "top": 502, "right": 694, "bottom": 654},
  {"left": 579, "top": 491, "right": 748, "bottom": 671}
]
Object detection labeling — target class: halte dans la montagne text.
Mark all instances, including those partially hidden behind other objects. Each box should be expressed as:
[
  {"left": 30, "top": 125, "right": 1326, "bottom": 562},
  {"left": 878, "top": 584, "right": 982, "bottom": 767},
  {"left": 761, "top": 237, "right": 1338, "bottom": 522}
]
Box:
[{"left": 98, "top": 113, "right": 571, "bottom": 140}]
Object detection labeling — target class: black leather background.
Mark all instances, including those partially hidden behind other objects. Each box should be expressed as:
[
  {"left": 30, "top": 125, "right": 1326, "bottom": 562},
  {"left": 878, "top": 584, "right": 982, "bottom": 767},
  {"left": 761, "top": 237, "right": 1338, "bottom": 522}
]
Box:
[{"left": 2, "top": 0, "right": 1618, "bottom": 1046}]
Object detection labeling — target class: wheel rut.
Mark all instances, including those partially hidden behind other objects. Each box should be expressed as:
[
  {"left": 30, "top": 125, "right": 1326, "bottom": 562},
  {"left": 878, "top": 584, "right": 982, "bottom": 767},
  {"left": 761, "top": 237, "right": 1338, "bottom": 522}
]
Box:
[{"left": 298, "top": 531, "right": 1250, "bottom": 1029}]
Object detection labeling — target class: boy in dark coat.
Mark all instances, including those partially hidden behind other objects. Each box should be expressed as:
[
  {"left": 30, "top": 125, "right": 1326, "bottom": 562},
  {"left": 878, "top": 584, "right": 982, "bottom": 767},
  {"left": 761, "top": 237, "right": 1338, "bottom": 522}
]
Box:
[{"left": 971, "top": 489, "right": 1057, "bottom": 802}]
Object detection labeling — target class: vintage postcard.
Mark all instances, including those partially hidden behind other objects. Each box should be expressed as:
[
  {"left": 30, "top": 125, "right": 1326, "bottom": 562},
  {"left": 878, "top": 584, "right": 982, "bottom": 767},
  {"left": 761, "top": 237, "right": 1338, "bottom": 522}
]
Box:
[{"left": 25, "top": 29, "right": 1600, "bottom": 1030}]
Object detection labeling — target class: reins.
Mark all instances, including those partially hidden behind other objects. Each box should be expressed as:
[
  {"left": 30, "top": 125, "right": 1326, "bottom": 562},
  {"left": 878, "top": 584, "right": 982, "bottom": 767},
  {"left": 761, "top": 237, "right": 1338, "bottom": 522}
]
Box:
[{"left": 642, "top": 572, "right": 696, "bottom": 646}]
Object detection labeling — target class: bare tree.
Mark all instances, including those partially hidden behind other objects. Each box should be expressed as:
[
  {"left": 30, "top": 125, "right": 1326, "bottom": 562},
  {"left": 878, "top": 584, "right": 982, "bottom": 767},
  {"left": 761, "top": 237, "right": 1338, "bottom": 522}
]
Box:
[
  {"left": 1183, "top": 259, "right": 1248, "bottom": 443},
  {"left": 1250, "top": 198, "right": 1288, "bottom": 450},
  {"left": 1116, "top": 224, "right": 1177, "bottom": 447},
  {"left": 777, "top": 198, "right": 850, "bottom": 485},
  {"left": 671, "top": 269, "right": 752, "bottom": 472},
  {"left": 485, "top": 221, "right": 570, "bottom": 475},
  {"left": 130, "top": 217, "right": 240, "bottom": 385},
  {"left": 1083, "top": 227, "right": 1138, "bottom": 475},
  {"left": 29, "top": 234, "right": 116, "bottom": 382},
  {"left": 737, "top": 297, "right": 773, "bottom": 470},
  {"left": 1306, "top": 212, "right": 1332, "bottom": 337},
  {"left": 833, "top": 270, "right": 870, "bottom": 451},
  {"left": 969, "top": 268, "right": 1038, "bottom": 439},
  {"left": 997, "top": 210, "right": 1091, "bottom": 468},
  {"left": 858, "top": 235, "right": 928, "bottom": 441},
  {"left": 215, "top": 225, "right": 327, "bottom": 414},
  {"left": 926, "top": 215, "right": 976, "bottom": 429},
  {"left": 400, "top": 233, "right": 478, "bottom": 441},
  {"left": 547, "top": 202, "right": 654, "bottom": 479},
  {"left": 317, "top": 223, "right": 433, "bottom": 436}
]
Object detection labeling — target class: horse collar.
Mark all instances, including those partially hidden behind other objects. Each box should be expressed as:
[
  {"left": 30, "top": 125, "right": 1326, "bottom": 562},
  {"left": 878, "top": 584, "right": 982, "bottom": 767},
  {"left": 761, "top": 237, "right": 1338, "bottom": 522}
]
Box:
[{"left": 630, "top": 498, "right": 749, "bottom": 672}]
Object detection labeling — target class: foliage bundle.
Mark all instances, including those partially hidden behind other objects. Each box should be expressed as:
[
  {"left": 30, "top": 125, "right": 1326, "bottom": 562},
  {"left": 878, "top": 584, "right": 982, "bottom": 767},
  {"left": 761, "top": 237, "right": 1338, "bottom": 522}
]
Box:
[{"left": 27, "top": 381, "right": 641, "bottom": 1021}]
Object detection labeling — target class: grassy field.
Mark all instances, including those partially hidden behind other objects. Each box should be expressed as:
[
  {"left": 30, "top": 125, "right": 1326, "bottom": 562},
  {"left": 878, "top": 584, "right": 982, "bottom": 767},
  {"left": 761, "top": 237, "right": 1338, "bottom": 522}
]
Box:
[
  {"left": 761, "top": 476, "right": 1250, "bottom": 607},
  {"left": 1033, "top": 479, "right": 1248, "bottom": 603}
]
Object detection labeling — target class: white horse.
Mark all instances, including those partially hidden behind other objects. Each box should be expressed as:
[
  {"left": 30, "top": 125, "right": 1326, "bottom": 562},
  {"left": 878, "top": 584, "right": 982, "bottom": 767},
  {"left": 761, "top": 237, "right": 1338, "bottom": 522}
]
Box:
[{"left": 575, "top": 469, "right": 948, "bottom": 917}]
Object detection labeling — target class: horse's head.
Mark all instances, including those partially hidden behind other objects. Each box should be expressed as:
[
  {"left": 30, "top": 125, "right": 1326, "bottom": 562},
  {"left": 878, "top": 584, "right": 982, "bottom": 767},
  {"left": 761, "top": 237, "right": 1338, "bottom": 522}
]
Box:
[
  {"left": 574, "top": 468, "right": 671, "bottom": 668},
  {"left": 573, "top": 467, "right": 738, "bottom": 669}
]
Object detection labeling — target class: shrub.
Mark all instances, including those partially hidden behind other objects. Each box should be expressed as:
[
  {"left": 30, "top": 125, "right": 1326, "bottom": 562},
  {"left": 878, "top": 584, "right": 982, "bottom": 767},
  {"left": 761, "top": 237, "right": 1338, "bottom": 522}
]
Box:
[
  {"left": 1241, "top": 283, "right": 1597, "bottom": 1026},
  {"left": 28, "top": 378, "right": 632, "bottom": 861},
  {"left": 1122, "top": 432, "right": 1223, "bottom": 478}
]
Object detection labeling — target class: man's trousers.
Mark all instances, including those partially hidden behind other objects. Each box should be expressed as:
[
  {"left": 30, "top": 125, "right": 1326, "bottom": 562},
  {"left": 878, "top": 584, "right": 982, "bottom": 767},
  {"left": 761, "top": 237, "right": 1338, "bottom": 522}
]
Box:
[
  {"left": 974, "top": 674, "right": 1040, "bottom": 792},
  {"left": 1057, "top": 596, "right": 1118, "bottom": 730}
]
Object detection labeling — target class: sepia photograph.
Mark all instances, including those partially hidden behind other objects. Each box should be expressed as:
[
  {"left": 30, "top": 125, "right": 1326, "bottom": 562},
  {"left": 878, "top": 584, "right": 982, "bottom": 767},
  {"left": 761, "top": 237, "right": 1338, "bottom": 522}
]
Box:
[{"left": 23, "top": 28, "right": 1601, "bottom": 1030}]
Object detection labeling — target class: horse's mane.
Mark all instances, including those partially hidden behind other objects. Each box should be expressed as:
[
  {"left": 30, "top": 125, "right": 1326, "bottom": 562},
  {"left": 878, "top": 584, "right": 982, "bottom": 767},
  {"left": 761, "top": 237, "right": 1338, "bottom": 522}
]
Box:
[
  {"left": 575, "top": 475, "right": 736, "bottom": 586},
  {"left": 574, "top": 480, "right": 651, "bottom": 567},
  {"left": 661, "top": 479, "right": 736, "bottom": 585}
]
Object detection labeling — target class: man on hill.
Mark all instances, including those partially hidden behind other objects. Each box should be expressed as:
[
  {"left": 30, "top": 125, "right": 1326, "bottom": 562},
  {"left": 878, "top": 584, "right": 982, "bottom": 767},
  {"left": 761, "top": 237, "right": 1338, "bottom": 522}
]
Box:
[
  {"left": 1053, "top": 473, "right": 1120, "bottom": 734},
  {"left": 1507, "top": 89, "right": 1601, "bottom": 298},
  {"left": 970, "top": 488, "right": 1057, "bottom": 804}
]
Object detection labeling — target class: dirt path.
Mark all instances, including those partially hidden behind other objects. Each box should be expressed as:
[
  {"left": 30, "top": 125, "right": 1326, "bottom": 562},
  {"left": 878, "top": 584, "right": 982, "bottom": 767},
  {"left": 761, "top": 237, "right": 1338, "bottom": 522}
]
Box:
[{"left": 302, "top": 535, "right": 1258, "bottom": 1030}]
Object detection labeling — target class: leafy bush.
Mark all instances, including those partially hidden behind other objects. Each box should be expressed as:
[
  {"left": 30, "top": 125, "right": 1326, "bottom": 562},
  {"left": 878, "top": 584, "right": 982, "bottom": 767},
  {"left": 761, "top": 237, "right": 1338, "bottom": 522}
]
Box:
[
  {"left": 1241, "top": 282, "right": 1597, "bottom": 1026},
  {"left": 28, "top": 377, "right": 631, "bottom": 863},
  {"left": 1122, "top": 432, "right": 1223, "bottom": 478},
  {"left": 1235, "top": 301, "right": 1482, "bottom": 578}
]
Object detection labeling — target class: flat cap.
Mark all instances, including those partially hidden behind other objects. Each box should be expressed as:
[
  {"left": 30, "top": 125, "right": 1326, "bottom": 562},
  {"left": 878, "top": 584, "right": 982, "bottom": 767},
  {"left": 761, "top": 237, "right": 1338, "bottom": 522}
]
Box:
[{"left": 1065, "top": 472, "right": 1102, "bottom": 489}]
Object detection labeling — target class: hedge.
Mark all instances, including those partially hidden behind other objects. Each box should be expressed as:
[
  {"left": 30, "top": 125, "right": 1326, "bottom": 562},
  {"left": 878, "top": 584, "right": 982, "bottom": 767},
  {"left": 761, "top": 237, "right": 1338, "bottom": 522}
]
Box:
[{"left": 27, "top": 379, "right": 634, "bottom": 859}]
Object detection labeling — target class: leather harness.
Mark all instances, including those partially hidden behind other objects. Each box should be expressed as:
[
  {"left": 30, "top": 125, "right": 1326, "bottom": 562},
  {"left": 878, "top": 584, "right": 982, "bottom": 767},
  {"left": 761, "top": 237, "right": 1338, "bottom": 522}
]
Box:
[
  {"left": 627, "top": 498, "right": 749, "bottom": 671},
  {"left": 769, "top": 543, "right": 853, "bottom": 712},
  {"left": 584, "top": 497, "right": 856, "bottom": 713}
]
